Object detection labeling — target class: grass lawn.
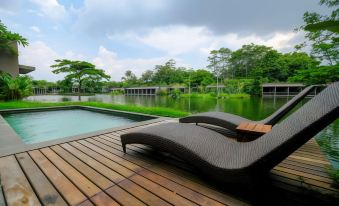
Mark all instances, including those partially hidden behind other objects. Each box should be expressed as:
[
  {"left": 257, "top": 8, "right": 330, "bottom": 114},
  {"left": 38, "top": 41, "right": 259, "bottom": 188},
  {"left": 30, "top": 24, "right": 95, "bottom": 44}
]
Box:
[{"left": 0, "top": 101, "right": 190, "bottom": 118}]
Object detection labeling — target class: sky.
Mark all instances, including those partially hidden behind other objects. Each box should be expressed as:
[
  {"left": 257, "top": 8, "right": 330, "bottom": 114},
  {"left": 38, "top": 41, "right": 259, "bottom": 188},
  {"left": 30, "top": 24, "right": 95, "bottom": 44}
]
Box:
[{"left": 0, "top": 0, "right": 330, "bottom": 81}]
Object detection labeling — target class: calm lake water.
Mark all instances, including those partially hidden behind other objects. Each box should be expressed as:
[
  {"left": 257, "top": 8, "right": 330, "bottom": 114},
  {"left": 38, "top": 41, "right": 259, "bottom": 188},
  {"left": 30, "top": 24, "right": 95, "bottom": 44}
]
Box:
[{"left": 25, "top": 94, "right": 339, "bottom": 168}]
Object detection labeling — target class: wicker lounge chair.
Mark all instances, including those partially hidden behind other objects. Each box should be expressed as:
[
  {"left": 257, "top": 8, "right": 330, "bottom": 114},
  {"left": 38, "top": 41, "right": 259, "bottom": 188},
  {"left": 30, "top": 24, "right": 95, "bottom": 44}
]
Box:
[
  {"left": 179, "top": 85, "right": 315, "bottom": 130},
  {"left": 121, "top": 82, "right": 338, "bottom": 184}
]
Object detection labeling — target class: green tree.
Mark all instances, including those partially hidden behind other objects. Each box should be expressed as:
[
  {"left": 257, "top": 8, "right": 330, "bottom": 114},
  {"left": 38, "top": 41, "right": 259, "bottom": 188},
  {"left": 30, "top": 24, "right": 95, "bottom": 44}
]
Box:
[
  {"left": 51, "top": 59, "right": 110, "bottom": 95},
  {"left": 288, "top": 65, "right": 339, "bottom": 84},
  {"left": 140, "top": 70, "right": 154, "bottom": 84},
  {"left": 190, "top": 69, "right": 214, "bottom": 87},
  {"left": 122, "top": 70, "right": 138, "bottom": 86},
  {"left": 56, "top": 78, "right": 73, "bottom": 93},
  {"left": 0, "top": 20, "right": 28, "bottom": 55},
  {"left": 280, "top": 52, "right": 320, "bottom": 78},
  {"left": 228, "top": 44, "right": 284, "bottom": 81},
  {"left": 207, "top": 50, "right": 223, "bottom": 96},
  {"left": 299, "top": 0, "right": 338, "bottom": 65},
  {"left": 217, "top": 48, "right": 232, "bottom": 79},
  {"left": 0, "top": 72, "right": 32, "bottom": 100},
  {"left": 152, "top": 59, "right": 188, "bottom": 85}
]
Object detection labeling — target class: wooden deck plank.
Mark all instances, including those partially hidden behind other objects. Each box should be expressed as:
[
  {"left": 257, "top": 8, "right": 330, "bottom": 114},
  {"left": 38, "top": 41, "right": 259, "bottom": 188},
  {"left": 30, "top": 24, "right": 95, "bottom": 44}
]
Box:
[
  {"left": 60, "top": 143, "right": 125, "bottom": 183},
  {"left": 105, "top": 185, "right": 146, "bottom": 206},
  {"left": 89, "top": 191, "right": 120, "bottom": 206},
  {"left": 137, "top": 169, "right": 236, "bottom": 206},
  {"left": 77, "top": 200, "right": 94, "bottom": 206},
  {"left": 278, "top": 162, "right": 330, "bottom": 178},
  {"left": 129, "top": 174, "right": 198, "bottom": 206},
  {"left": 28, "top": 150, "right": 87, "bottom": 206},
  {"left": 0, "top": 155, "right": 41, "bottom": 206},
  {"left": 70, "top": 141, "right": 136, "bottom": 178},
  {"left": 93, "top": 132, "right": 249, "bottom": 206},
  {"left": 74, "top": 139, "right": 201, "bottom": 205},
  {"left": 271, "top": 169, "right": 338, "bottom": 192},
  {"left": 92, "top": 136, "right": 155, "bottom": 168},
  {"left": 87, "top": 135, "right": 239, "bottom": 205},
  {"left": 50, "top": 145, "right": 114, "bottom": 190},
  {"left": 118, "top": 179, "right": 171, "bottom": 206},
  {"left": 0, "top": 120, "right": 338, "bottom": 206},
  {"left": 40, "top": 147, "right": 101, "bottom": 197},
  {"left": 79, "top": 139, "right": 142, "bottom": 172},
  {"left": 15, "top": 152, "right": 67, "bottom": 206}
]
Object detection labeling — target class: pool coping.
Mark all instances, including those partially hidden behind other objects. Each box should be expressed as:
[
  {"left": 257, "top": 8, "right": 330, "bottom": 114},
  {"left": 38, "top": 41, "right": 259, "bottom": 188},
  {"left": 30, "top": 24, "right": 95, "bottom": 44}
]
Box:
[{"left": 0, "top": 106, "right": 170, "bottom": 157}]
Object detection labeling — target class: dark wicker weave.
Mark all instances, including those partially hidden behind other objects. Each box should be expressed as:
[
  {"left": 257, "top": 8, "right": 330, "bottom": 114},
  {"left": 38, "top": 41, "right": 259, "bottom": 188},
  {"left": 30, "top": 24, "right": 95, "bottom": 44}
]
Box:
[
  {"left": 121, "top": 82, "right": 338, "bottom": 183},
  {"left": 179, "top": 85, "right": 315, "bottom": 130}
]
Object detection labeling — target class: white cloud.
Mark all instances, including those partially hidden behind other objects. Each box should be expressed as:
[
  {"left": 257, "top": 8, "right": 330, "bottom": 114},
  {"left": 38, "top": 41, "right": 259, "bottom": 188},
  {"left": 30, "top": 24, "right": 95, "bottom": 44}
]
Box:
[
  {"left": 114, "top": 25, "right": 300, "bottom": 56},
  {"left": 18, "top": 41, "right": 86, "bottom": 81},
  {"left": 92, "top": 46, "right": 172, "bottom": 81},
  {"left": 19, "top": 42, "right": 176, "bottom": 82},
  {"left": 29, "top": 26, "right": 41, "bottom": 33},
  {"left": 137, "top": 25, "right": 211, "bottom": 55},
  {"left": 30, "top": 0, "right": 67, "bottom": 20},
  {"left": 200, "top": 32, "right": 300, "bottom": 55},
  {"left": 19, "top": 41, "right": 61, "bottom": 81}
]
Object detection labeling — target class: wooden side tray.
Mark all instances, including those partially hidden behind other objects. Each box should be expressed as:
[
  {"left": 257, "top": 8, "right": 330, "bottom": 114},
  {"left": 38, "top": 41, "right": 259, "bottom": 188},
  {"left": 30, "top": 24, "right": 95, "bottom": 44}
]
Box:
[{"left": 236, "top": 122, "right": 272, "bottom": 136}]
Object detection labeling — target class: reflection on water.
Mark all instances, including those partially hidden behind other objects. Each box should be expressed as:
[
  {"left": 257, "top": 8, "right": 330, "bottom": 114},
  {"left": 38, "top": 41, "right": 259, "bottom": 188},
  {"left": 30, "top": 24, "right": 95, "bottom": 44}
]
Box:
[
  {"left": 316, "top": 120, "right": 339, "bottom": 169},
  {"left": 25, "top": 94, "right": 338, "bottom": 168},
  {"left": 26, "top": 94, "right": 295, "bottom": 120}
]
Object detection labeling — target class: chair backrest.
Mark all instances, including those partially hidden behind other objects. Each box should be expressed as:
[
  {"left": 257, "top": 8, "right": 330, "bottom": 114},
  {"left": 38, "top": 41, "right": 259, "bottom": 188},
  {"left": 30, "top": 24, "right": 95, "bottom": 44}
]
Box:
[
  {"left": 262, "top": 85, "right": 315, "bottom": 125},
  {"left": 244, "top": 82, "right": 339, "bottom": 172}
]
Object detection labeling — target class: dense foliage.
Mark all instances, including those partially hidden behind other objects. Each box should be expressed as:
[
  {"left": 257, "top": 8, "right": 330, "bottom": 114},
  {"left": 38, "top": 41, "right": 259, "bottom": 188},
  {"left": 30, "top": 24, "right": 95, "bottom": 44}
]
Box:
[
  {"left": 0, "top": 20, "right": 28, "bottom": 55},
  {"left": 0, "top": 72, "right": 32, "bottom": 100},
  {"left": 299, "top": 0, "right": 338, "bottom": 65}
]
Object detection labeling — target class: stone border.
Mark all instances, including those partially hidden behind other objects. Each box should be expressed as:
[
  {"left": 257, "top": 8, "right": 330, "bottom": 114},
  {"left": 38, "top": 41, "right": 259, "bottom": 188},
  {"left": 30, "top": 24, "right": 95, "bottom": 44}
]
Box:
[
  {"left": 0, "top": 115, "right": 24, "bottom": 147},
  {"left": 0, "top": 106, "right": 169, "bottom": 157}
]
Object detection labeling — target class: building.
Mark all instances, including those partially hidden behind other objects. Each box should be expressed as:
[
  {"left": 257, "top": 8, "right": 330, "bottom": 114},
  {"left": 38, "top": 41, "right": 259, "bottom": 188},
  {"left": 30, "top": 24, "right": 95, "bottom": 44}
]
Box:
[
  {"left": 124, "top": 86, "right": 190, "bottom": 96},
  {"left": 0, "top": 42, "right": 35, "bottom": 77},
  {"left": 124, "top": 86, "right": 160, "bottom": 96},
  {"left": 261, "top": 83, "right": 321, "bottom": 97},
  {"left": 262, "top": 83, "right": 305, "bottom": 97}
]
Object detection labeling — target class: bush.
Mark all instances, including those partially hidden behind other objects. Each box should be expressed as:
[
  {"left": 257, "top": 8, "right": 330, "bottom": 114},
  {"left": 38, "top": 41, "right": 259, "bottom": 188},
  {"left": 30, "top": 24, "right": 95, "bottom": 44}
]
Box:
[
  {"left": 169, "top": 89, "right": 181, "bottom": 99},
  {"left": 0, "top": 72, "right": 32, "bottom": 100},
  {"left": 156, "top": 89, "right": 167, "bottom": 96},
  {"left": 223, "top": 78, "right": 267, "bottom": 96},
  {"left": 111, "top": 90, "right": 124, "bottom": 95}
]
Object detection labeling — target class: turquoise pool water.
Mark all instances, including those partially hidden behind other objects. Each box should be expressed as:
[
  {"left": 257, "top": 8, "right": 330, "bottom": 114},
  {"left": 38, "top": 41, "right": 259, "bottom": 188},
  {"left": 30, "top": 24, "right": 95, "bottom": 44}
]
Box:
[{"left": 3, "top": 109, "right": 151, "bottom": 144}]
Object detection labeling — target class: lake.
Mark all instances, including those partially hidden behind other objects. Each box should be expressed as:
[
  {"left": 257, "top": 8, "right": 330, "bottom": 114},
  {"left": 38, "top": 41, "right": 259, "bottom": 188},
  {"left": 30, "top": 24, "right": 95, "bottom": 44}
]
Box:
[{"left": 25, "top": 94, "right": 339, "bottom": 169}]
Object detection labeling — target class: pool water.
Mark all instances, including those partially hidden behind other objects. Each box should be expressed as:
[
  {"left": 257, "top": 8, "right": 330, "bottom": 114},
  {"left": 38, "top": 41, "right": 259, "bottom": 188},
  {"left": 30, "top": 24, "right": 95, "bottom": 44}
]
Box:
[{"left": 3, "top": 109, "right": 151, "bottom": 144}]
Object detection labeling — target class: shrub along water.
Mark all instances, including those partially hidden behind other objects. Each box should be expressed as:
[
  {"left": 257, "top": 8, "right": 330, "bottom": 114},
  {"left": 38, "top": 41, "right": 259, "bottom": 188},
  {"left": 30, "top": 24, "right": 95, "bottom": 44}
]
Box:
[{"left": 0, "top": 101, "right": 190, "bottom": 118}]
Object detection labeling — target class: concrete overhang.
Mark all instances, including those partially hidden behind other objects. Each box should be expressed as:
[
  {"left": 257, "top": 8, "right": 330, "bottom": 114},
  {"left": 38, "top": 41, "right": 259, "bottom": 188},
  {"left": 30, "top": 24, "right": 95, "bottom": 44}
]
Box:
[{"left": 19, "top": 64, "right": 35, "bottom": 74}]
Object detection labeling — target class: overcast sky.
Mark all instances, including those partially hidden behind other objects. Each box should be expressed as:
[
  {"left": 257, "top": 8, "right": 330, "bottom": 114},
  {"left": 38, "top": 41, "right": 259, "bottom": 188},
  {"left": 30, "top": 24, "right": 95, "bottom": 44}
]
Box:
[{"left": 0, "top": 0, "right": 330, "bottom": 81}]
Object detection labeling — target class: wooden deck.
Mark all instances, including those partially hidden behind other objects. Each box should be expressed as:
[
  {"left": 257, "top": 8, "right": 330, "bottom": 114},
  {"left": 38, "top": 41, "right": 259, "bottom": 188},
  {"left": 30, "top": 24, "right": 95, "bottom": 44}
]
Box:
[{"left": 0, "top": 120, "right": 339, "bottom": 206}]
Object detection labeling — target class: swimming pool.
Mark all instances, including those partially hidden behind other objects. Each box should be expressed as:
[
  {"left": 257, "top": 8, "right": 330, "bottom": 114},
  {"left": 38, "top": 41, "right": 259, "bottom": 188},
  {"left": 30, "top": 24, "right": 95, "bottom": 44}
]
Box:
[{"left": 2, "top": 108, "right": 154, "bottom": 144}]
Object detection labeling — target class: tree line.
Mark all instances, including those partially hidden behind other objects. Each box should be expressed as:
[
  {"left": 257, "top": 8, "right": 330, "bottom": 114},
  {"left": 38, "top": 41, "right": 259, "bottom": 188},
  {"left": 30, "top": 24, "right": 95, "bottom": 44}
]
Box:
[{"left": 0, "top": 0, "right": 337, "bottom": 100}]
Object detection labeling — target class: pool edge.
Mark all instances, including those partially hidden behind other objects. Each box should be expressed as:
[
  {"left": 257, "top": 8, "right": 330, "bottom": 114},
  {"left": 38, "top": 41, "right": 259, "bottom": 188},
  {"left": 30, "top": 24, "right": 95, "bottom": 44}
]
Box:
[{"left": 0, "top": 106, "right": 170, "bottom": 157}]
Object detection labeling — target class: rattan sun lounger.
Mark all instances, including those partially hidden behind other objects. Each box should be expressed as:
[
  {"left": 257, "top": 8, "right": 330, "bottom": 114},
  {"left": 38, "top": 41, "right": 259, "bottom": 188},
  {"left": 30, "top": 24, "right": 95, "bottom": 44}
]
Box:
[
  {"left": 179, "top": 85, "right": 315, "bottom": 130},
  {"left": 121, "top": 82, "right": 338, "bottom": 184}
]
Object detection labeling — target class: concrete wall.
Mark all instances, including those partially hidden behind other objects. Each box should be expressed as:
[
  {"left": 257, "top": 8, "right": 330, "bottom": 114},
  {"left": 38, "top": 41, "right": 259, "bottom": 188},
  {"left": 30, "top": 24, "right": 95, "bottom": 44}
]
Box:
[{"left": 0, "top": 42, "right": 19, "bottom": 77}]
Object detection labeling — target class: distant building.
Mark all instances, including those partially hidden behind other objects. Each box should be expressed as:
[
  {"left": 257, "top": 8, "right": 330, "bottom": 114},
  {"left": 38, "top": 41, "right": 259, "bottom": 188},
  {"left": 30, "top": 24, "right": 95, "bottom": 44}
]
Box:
[
  {"left": 0, "top": 42, "right": 35, "bottom": 77},
  {"left": 261, "top": 83, "right": 321, "bottom": 97}
]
